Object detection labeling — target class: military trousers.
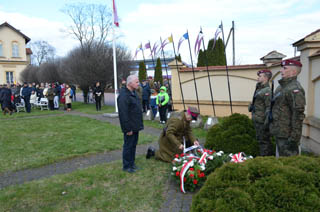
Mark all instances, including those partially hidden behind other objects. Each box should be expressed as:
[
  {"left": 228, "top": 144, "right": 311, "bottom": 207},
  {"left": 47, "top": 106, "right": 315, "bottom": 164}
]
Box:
[
  {"left": 254, "top": 122, "right": 273, "bottom": 156},
  {"left": 275, "top": 137, "right": 299, "bottom": 156}
]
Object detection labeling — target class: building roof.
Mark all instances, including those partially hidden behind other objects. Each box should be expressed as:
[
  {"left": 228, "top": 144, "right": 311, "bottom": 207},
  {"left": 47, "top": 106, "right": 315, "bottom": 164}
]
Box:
[
  {"left": 260, "top": 50, "right": 286, "bottom": 61},
  {"left": 0, "top": 22, "right": 31, "bottom": 44},
  {"left": 293, "top": 28, "right": 320, "bottom": 46},
  {"left": 180, "top": 64, "right": 266, "bottom": 72},
  {"left": 26, "top": 48, "right": 32, "bottom": 55}
]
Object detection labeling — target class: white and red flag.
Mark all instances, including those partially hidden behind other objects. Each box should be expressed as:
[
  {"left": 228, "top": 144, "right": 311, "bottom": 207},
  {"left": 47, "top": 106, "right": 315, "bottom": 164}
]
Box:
[{"left": 112, "top": 0, "right": 119, "bottom": 27}]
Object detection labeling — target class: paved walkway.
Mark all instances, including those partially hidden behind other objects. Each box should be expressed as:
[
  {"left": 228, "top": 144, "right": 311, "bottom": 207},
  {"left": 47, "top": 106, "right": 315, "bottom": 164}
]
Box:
[{"left": 0, "top": 111, "right": 199, "bottom": 212}]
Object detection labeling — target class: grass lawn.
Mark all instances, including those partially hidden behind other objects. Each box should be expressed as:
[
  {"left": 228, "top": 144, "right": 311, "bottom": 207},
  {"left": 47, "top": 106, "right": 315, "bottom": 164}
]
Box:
[
  {"left": 0, "top": 115, "right": 155, "bottom": 173},
  {"left": 71, "top": 102, "right": 115, "bottom": 114},
  {"left": 0, "top": 157, "right": 170, "bottom": 212},
  {"left": 0, "top": 108, "right": 63, "bottom": 119}
]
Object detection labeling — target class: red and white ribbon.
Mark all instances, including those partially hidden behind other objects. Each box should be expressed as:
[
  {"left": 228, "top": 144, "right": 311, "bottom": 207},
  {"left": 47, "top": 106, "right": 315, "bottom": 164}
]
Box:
[
  {"left": 199, "top": 152, "right": 208, "bottom": 165},
  {"left": 231, "top": 152, "right": 244, "bottom": 163},
  {"left": 179, "top": 159, "right": 194, "bottom": 193}
]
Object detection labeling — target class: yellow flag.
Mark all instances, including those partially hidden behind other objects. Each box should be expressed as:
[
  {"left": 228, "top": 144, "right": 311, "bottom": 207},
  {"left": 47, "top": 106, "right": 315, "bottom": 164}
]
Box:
[{"left": 168, "top": 36, "right": 173, "bottom": 43}]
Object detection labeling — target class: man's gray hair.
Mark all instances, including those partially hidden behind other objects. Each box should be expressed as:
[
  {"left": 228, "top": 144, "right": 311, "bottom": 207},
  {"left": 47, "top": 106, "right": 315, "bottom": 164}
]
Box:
[{"left": 126, "top": 75, "right": 138, "bottom": 86}]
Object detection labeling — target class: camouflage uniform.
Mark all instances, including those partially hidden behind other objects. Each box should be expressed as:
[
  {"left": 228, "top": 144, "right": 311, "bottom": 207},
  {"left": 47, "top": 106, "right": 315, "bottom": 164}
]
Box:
[
  {"left": 270, "top": 76, "right": 305, "bottom": 156},
  {"left": 155, "top": 112, "right": 196, "bottom": 162},
  {"left": 249, "top": 82, "right": 272, "bottom": 156}
]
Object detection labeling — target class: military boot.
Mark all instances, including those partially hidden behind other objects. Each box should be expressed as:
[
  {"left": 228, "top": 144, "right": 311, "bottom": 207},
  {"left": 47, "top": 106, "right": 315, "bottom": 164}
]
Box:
[{"left": 146, "top": 146, "right": 155, "bottom": 159}]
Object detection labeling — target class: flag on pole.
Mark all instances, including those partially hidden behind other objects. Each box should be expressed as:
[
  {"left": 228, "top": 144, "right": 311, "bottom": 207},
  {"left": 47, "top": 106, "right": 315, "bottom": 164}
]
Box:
[
  {"left": 194, "top": 30, "right": 204, "bottom": 56},
  {"left": 145, "top": 42, "right": 151, "bottom": 49},
  {"left": 134, "top": 44, "right": 143, "bottom": 58},
  {"left": 168, "top": 35, "right": 173, "bottom": 43},
  {"left": 112, "top": 0, "right": 119, "bottom": 27},
  {"left": 178, "top": 32, "right": 189, "bottom": 53},
  {"left": 151, "top": 42, "right": 159, "bottom": 57},
  {"left": 212, "top": 26, "right": 222, "bottom": 50}
]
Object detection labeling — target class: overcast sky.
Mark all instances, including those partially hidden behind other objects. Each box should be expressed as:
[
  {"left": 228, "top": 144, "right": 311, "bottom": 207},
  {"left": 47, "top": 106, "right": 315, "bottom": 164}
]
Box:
[{"left": 1, "top": 0, "right": 319, "bottom": 65}]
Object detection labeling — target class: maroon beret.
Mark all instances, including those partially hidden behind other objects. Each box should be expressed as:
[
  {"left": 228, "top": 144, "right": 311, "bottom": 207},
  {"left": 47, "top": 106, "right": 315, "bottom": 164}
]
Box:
[
  {"left": 257, "top": 69, "right": 272, "bottom": 76},
  {"left": 281, "top": 59, "right": 302, "bottom": 67}
]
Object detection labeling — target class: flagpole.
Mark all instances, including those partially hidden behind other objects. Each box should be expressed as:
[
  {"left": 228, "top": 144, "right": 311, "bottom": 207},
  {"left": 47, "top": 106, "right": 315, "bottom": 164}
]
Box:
[
  {"left": 112, "top": 0, "right": 118, "bottom": 113},
  {"left": 186, "top": 30, "right": 200, "bottom": 112},
  {"left": 141, "top": 42, "right": 146, "bottom": 64},
  {"left": 160, "top": 36, "right": 174, "bottom": 111},
  {"left": 220, "top": 21, "right": 233, "bottom": 114},
  {"left": 171, "top": 34, "right": 186, "bottom": 110},
  {"left": 200, "top": 28, "right": 216, "bottom": 116},
  {"left": 148, "top": 41, "right": 156, "bottom": 76}
]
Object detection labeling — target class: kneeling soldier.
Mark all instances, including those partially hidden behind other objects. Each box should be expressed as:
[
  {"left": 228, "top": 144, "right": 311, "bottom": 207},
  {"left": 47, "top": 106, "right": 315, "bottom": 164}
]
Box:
[{"left": 147, "top": 107, "right": 200, "bottom": 162}]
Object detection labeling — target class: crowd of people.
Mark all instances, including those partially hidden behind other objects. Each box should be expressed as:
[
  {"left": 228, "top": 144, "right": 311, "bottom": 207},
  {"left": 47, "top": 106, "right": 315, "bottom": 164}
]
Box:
[
  {"left": 120, "top": 78, "right": 172, "bottom": 124},
  {"left": 0, "top": 82, "right": 76, "bottom": 115}
]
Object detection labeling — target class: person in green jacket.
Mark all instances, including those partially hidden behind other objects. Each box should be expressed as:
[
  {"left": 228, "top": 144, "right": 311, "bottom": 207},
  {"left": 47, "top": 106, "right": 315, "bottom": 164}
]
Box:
[{"left": 156, "top": 86, "right": 170, "bottom": 124}]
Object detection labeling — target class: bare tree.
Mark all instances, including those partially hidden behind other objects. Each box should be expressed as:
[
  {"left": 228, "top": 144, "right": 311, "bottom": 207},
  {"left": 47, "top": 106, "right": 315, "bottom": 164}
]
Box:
[
  {"left": 30, "top": 40, "right": 56, "bottom": 66},
  {"left": 37, "top": 60, "right": 62, "bottom": 83},
  {"left": 62, "top": 3, "right": 112, "bottom": 50},
  {"left": 20, "top": 65, "right": 40, "bottom": 83},
  {"left": 62, "top": 42, "right": 132, "bottom": 102}
]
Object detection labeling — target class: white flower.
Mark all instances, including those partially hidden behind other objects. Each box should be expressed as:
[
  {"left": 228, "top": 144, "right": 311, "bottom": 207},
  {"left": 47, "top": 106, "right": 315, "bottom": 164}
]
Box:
[
  {"left": 200, "top": 165, "right": 206, "bottom": 171},
  {"left": 174, "top": 158, "right": 181, "bottom": 162},
  {"left": 249, "top": 156, "right": 253, "bottom": 159},
  {"left": 208, "top": 155, "right": 214, "bottom": 160},
  {"left": 172, "top": 167, "right": 177, "bottom": 171},
  {"left": 183, "top": 160, "right": 188, "bottom": 164},
  {"left": 190, "top": 161, "right": 194, "bottom": 167}
]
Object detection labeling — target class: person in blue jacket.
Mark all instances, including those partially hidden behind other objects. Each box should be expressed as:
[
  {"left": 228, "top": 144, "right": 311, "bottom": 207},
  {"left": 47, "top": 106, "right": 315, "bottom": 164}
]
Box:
[
  {"left": 21, "top": 82, "right": 32, "bottom": 113},
  {"left": 141, "top": 80, "right": 151, "bottom": 113}
]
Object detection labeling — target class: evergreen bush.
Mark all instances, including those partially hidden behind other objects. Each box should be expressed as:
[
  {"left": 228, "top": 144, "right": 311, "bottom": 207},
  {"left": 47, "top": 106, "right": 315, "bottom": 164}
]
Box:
[
  {"left": 197, "top": 38, "right": 226, "bottom": 67},
  {"left": 191, "top": 156, "right": 320, "bottom": 212},
  {"left": 205, "top": 113, "right": 259, "bottom": 157},
  {"left": 138, "top": 61, "right": 147, "bottom": 82},
  {"left": 154, "top": 58, "right": 163, "bottom": 85}
]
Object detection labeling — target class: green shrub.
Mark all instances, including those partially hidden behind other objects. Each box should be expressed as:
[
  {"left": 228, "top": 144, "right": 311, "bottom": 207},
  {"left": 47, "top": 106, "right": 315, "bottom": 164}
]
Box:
[
  {"left": 205, "top": 113, "right": 259, "bottom": 156},
  {"left": 191, "top": 156, "right": 320, "bottom": 212}
]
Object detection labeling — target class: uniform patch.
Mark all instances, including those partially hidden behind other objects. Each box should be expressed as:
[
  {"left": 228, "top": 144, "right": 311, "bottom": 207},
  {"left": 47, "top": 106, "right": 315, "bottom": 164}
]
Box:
[
  {"left": 293, "top": 89, "right": 300, "bottom": 93},
  {"left": 265, "top": 93, "right": 270, "bottom": 96}
]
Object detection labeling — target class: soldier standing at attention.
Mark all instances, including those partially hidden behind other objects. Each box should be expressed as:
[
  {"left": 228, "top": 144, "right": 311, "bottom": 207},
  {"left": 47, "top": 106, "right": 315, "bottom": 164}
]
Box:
[
  {"left": 270, "top": 59, "right": 305, "bottom": 156},
  {"left": 249, "top": 69, "right": 273, "bottom": 156}
]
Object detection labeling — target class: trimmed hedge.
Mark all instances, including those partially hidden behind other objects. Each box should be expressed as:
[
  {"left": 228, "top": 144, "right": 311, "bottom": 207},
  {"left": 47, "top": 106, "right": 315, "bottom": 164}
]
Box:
[
  {"left": 191, "top": 156, "right": 320, "bottom": 212},
  {"left": 205, "top": 113, "right": 259, "bottom": 157}
]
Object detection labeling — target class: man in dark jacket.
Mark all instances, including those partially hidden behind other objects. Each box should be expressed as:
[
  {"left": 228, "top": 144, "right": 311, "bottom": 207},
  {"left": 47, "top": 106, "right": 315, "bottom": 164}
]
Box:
[
  {"left": 21, "top": 82, "right": 32, "bottom": 113},
  {"left": 141, "top": 80, "right": 151, "bottom": 113},
  {"left": 117, "top": 75, "right": 144, "bottom": 173},
  {"left": 0, "top": 84, "right": 3, "bottom": 111},
  {"left": 0, "top": 84, "right": 13, "bottom": 115}
]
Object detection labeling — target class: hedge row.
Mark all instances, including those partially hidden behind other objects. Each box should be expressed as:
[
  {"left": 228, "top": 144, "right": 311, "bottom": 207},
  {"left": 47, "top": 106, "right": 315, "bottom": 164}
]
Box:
[{"left": 191, "top": 156, "right": 320, "bottom": 212}]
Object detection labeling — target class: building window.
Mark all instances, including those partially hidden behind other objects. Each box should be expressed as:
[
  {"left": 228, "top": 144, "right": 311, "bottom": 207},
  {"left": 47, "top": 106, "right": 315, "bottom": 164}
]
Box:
[
  {"left": 6, "top": 72, "right": 14, "bottom": 84},
  {"left": 0, "top": 42, "right": 3, "bottom": 56},
  {"left": 12, "top": 42, "right": 19, "bottom": 57}
]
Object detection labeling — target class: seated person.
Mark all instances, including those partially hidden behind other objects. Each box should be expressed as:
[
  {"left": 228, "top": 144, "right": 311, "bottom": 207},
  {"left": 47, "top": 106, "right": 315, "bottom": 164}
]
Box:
[
  {"left": 146, "top": 106, "right": 200, "bottom": 162},
  {"left": 30, "top": 90, "right": 37, "bottom": 105}
]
